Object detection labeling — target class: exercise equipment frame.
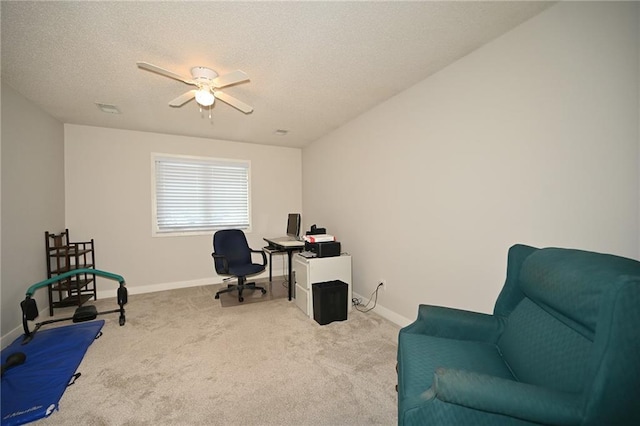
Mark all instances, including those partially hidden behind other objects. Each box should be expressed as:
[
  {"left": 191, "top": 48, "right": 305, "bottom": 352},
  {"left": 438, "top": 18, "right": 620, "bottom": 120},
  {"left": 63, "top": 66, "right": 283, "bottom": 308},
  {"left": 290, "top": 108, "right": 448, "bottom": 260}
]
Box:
[{"left": 20, "top": 268, "right": 127, "bottom": 344}]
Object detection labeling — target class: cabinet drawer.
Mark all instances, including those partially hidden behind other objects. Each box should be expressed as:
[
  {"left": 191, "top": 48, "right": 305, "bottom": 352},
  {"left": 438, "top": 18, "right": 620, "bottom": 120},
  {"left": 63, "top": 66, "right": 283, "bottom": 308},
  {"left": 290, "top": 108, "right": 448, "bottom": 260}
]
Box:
[
  {"left": 293, "top": 257, "right": 309, "bottom": 289},
  {"left": 294, "top": 284, "right": 310, "bottom": 316}
]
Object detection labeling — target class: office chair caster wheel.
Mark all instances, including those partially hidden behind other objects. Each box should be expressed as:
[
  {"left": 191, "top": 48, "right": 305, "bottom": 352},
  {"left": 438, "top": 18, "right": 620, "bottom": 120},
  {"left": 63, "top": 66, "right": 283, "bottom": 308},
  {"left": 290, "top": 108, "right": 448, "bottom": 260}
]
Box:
[
  {"left": 215, "top": 294, "right": 220, "bottom": 299},
  {"left": 261, "top": 289, "right": 267, "bottom": 294},
  {"left": 239, "top": 297, "right": 244, "bottom": 303}
]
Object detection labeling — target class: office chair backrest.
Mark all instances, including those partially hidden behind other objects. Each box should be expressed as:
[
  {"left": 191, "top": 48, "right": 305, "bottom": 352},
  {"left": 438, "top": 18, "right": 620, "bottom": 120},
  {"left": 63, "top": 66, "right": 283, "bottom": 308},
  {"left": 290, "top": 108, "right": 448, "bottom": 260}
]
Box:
[{"left": 213, "top": 229, "right": 251, "bottom": 272}]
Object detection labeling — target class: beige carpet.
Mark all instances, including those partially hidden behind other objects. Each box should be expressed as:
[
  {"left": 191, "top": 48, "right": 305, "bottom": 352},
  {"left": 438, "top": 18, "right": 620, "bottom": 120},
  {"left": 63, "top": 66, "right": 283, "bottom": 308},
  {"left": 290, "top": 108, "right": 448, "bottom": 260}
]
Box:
[
  {"left": 218, "top": 277, "right": 289, "bottom": 307},
  {"left": 33, "top": 283, "right": 399, "bottom": 425}
]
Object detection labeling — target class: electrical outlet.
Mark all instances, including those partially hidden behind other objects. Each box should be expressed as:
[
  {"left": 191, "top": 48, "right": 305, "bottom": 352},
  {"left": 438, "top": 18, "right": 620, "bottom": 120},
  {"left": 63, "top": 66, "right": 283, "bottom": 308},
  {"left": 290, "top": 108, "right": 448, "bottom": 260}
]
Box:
[{"left": 379, "top": 279, "right": 386, "bottom": 291}]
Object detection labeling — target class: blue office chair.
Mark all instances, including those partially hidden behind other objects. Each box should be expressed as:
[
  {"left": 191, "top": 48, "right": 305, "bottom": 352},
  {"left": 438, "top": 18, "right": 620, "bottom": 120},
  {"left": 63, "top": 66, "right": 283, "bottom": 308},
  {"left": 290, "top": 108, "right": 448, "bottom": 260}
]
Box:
[{"left": 212, "top": 229, "right": 267, "bottom": 303}]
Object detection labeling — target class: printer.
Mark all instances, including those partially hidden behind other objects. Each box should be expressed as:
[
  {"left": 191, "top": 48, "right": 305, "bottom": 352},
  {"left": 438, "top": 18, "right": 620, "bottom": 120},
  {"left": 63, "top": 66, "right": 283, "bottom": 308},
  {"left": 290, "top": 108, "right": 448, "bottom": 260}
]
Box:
[
  {"left": 304, "top": 225, "right": 341, "bottom": 258},
  {"left": 306, "top": 241, "right": 341, "bottom": 258}
]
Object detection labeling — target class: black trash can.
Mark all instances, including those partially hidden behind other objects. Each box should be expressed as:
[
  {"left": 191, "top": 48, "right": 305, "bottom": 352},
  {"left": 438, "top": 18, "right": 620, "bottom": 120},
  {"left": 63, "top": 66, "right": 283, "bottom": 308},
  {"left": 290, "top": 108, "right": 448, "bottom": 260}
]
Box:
[{"left": 312, "top": 280, "right": 348, "bottom": 325}]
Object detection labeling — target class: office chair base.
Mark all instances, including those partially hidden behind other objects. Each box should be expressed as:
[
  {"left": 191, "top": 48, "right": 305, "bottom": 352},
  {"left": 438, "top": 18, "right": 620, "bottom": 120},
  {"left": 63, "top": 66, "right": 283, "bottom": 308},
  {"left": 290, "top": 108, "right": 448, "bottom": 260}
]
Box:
[{"left": 215, "top": 282, "right": 267, "bottom": 303}]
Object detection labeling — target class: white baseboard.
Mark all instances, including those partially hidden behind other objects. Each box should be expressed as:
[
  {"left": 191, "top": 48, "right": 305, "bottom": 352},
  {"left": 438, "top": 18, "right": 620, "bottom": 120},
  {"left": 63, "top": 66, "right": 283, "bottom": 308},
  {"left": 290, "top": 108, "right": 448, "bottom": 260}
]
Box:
[
  {"left": 352, "top": 291, "right": 413, "bottom": 328},
  {"left": 1, "top": 326, "right": 24, "bottom": 350},
  {"left": 0, "top": 303, "right": 50, "bottom": 350},
  {"left": 96, "top": 277, "right": 217, "bottom": 299}
]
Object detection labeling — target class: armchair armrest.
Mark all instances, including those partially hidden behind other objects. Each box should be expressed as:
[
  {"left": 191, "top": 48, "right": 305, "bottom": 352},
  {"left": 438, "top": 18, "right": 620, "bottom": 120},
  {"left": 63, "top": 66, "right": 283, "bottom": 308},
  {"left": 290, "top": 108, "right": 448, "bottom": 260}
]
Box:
[
  {"left": 432, "top": 368, "right": 582, "bottom": 426},
  {"left": 401, "top": 304, "right": 505, "bottom": 343}
]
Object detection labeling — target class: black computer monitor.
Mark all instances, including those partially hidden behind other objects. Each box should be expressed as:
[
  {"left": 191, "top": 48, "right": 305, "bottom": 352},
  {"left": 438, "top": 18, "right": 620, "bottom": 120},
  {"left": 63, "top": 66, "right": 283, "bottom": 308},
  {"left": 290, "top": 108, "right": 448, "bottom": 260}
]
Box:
[{"left": 286, "top": 213, "right": 301, "bottom": 237}]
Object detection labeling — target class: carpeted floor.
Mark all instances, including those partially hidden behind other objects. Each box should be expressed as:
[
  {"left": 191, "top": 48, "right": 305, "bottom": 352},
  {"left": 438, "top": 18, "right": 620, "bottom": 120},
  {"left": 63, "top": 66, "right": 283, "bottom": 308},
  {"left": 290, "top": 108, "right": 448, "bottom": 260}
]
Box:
[
  {"left": 31, "top": 282, "right": 400, "bottom": 425},
  {"left": 218, "top": 277, "right": 289, "bottom": 307}
]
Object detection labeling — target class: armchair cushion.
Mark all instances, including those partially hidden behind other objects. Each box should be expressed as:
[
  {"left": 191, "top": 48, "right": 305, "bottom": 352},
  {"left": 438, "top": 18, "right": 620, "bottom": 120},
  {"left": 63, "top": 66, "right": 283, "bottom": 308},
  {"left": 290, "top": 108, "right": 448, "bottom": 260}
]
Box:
[
  {"left": 498, "top": 297, "right": 592, "bottom": 392},
  {"left": 398, "top": 333, "right": 514, "bottom": 403},
  {"left": 518, "top": 249, "right": 640, "bottom": 333}
]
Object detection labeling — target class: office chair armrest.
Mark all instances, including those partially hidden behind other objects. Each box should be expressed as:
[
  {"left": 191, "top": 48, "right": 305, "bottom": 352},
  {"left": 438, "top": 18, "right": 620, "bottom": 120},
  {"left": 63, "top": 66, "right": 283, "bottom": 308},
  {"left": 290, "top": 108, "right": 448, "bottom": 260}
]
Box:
[
  {"left": 211, "top": 252, "right": 229, "bottom": 274},
  {"left": 250, "top": 248, "right": 267, "bottom": 266}
]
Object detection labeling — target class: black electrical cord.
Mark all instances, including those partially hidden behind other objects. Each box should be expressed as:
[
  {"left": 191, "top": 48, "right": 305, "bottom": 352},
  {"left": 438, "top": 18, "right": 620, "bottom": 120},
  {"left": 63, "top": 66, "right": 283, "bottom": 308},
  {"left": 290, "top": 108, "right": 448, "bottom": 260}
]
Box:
[{"left": 354, "top": 283, "right": 383, "bottom": 313}]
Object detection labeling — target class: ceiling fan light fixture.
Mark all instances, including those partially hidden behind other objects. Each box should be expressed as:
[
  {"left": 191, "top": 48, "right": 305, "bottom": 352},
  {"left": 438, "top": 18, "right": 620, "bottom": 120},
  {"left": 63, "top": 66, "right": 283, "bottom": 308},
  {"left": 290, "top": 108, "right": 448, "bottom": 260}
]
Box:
[
  {"left": 137, "top": 62, "right": 252, "bottom": 113},
  {"left": 195, "top": 88, "right": 214, "bottom": 107}
]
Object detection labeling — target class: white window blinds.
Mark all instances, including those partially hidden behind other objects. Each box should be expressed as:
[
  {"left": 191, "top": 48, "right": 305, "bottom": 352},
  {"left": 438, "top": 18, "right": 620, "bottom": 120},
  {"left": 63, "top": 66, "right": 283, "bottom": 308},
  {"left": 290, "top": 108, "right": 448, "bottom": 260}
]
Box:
[{"left": 153, "top": 155, "right": 250, "bottom": 234}]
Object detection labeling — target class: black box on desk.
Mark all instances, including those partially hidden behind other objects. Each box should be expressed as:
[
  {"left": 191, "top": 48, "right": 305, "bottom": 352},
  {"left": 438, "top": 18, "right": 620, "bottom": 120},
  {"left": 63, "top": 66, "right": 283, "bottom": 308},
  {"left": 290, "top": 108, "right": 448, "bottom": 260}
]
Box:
[
  {"left": 306, "top": 241, "right": 341, "bottom": 258},
  {"left": 312, "top": 280, "right": 348, "bottom": 325}
]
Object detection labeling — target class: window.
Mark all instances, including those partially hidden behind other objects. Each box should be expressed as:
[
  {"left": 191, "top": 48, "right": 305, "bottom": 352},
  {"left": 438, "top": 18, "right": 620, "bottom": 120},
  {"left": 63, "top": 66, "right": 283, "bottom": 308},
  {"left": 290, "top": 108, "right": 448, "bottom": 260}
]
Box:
[{"left": 152, "top": 153, "right": 250, "bottom": 236}]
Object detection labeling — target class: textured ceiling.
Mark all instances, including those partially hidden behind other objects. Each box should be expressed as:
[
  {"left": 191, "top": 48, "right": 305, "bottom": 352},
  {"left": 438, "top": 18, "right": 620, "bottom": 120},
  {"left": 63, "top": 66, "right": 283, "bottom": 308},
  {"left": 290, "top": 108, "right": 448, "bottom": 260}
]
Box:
[{"left": 1, "top": 1, "right": 552, "bottom": 148}]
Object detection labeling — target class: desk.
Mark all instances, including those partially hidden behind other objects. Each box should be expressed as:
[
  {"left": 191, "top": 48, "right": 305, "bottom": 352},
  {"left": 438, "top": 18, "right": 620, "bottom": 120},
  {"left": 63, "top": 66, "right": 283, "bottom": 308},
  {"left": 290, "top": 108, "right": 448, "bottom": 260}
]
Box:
[{"left": 263, "top": 238, "right": 304, "bottom": 301}]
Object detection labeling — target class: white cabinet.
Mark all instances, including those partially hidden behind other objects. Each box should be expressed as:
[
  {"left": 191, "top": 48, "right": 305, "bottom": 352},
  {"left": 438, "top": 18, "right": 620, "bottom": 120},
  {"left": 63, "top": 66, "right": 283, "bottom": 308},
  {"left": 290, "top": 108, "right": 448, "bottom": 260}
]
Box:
[{"left": 293, "top": 254, "right": 352, "bottom": 319}]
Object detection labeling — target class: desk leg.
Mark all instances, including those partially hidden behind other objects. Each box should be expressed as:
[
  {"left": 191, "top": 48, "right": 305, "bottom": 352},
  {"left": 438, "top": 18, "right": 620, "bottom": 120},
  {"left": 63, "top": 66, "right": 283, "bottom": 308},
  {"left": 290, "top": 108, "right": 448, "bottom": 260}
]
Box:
[{"left": 287, "top": 250, "right": 294, "bottom": 301}]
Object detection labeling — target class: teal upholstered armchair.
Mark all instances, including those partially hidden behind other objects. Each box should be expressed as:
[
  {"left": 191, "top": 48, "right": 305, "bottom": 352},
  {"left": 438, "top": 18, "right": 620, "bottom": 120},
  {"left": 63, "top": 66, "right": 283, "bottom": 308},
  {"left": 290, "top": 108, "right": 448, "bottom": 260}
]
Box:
[{"left": 397, "top": 244, "right": 640, "bottom": 425}]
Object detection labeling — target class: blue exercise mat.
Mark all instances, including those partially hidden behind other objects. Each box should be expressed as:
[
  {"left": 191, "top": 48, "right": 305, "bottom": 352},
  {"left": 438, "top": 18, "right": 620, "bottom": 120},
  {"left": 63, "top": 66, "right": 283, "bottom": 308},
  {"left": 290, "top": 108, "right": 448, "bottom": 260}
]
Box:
[{"left": 1, "top": 320, "right": 104, "bottom": 426}]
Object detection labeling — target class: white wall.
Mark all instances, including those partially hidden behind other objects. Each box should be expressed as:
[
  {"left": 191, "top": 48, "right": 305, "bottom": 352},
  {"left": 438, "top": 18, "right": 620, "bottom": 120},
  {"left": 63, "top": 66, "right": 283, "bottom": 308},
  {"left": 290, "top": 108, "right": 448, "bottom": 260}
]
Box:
[
  {"left": 1, "top": 82, "right": 65, "bottom": 341},
  {"left": 64, "top": 125, "right": 302, "bottom": 294},
  {"left": 302, "top": 1, "right": 640, "bottom": 325}
]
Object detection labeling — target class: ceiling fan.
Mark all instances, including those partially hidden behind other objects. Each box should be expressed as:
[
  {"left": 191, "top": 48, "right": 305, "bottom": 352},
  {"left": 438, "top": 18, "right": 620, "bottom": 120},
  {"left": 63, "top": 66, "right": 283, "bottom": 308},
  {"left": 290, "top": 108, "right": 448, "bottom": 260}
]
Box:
[{"left": 136, "top": 62, "right": 253, "bottom": 114}]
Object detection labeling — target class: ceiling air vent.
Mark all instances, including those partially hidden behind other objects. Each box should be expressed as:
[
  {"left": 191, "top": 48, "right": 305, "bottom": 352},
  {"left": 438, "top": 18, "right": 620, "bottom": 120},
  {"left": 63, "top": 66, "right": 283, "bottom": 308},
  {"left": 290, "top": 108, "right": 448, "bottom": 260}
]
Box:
[{"left": 96, "top": 103, "right": 121, "bottom": 114}]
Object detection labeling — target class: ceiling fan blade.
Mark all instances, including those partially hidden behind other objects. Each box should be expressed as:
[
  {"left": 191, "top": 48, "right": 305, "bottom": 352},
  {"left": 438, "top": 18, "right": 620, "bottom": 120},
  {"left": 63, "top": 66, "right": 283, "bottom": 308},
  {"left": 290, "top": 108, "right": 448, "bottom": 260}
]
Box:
[
  {"left": 169, "top": 90, "right": 197, "bottom": 107},
  {"left": 211, "top": 70, "right": 250, "bottom": 88},
  {"left": 214, "top": 91, "right": 253, "bottom": 114},
  {"left": 137, "top": 62, "right": 194, "bottom": 85}
]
